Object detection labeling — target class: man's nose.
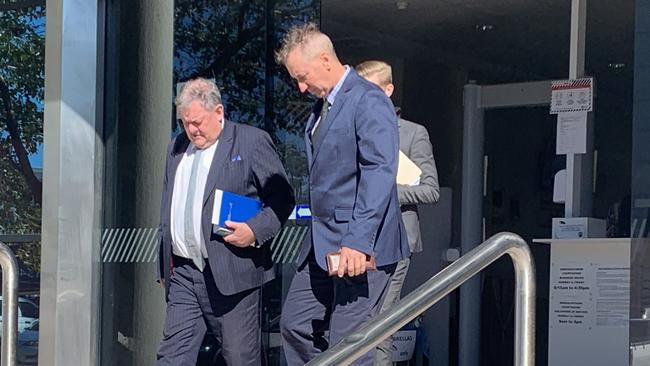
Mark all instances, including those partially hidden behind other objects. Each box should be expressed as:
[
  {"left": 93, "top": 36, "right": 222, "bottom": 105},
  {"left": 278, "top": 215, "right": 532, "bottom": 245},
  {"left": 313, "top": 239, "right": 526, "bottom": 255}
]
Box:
[{"left": 298, "top": 82, "right": 308, "bottom": 93}]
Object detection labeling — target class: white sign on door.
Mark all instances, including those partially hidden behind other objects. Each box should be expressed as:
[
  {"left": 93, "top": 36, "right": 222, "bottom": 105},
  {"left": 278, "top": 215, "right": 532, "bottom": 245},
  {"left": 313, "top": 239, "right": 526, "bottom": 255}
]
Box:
[{"left": 550, "top": 78, "right": 593, "bottom": 114}]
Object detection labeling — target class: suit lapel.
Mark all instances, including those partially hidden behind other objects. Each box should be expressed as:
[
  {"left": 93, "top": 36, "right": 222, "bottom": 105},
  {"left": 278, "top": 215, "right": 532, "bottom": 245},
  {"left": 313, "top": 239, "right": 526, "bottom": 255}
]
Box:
[
  {"left": 398, "top": 118, "right": 408, "bottom": 154},
  {"left": 202, "top": 120, "right": 234, "bottom": 207},
  {"left": 310, "top": 73, "right": 356, "bottom": 168},
  {"left": 304, "top": 110, "right": 317, "bottom": 171},
  {"left": 169, "top": 133, "right": 191, "bottom": 196}
]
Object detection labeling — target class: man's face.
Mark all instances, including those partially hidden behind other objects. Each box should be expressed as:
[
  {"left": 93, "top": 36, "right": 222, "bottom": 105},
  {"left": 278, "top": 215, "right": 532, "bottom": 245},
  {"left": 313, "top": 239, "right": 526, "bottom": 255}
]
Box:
[
  {"left": 285, "top": 48, "right": 330, "bottom": 98},
  {"left": 180, "top": 100, "right": 223, "bottom": 149}
]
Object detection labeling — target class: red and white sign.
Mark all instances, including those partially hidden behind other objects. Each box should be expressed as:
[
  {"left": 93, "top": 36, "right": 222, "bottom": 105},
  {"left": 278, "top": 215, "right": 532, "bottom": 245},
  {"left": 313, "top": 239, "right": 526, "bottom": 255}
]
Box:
[{"left": 550, "top": 78, "right": 593, "bottom": 114}]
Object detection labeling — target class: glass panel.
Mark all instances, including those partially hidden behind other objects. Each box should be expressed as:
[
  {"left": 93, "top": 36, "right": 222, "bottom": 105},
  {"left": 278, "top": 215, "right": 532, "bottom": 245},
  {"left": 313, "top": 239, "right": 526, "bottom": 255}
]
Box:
[
  {"left": 99, "top": 1, "right": 175, "bottom": 364},
  {"left": 585, "top": 0, "right": 634, "bottom": 234},
  {"left": 173, "top": 2, "right": 318, "bottom": 364},
  {"left": 0, "top": 3, "right": 45, "bottom": 366},
  {"left": 93, "top": 0, "right": 645, "bottom": 364},
  {"left": 629, "top": 0, "right": 650, "bottom": 363},
  {"left": 483, "top": 107, "right": 560, "bottom": 366},
  {"left": 99, "top": 1, "right": 318, "bottom": 365},
  {"left": 18, "top": 300, "right": 39, "bottom": 319},
  {"left": 321, "top": 2, "right": 572, "bottom": 365}
]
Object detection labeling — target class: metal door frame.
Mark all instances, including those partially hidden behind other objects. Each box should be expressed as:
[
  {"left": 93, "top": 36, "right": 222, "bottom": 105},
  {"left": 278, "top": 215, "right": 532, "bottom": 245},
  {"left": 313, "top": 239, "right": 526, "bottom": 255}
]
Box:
[{"left": 458, "top": 2, "right": 591, "bottom": 366}]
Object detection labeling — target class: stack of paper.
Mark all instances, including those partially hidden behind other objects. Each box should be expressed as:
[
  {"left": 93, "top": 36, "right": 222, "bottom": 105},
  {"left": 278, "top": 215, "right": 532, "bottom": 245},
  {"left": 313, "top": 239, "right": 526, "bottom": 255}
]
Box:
[{"left": 397, "top": 151, "right": 422, "bottom": 186}]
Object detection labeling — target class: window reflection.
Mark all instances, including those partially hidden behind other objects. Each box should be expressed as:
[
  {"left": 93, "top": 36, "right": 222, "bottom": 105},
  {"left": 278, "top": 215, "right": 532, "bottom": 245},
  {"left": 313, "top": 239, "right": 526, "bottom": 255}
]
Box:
[
  {"left": 0, "top": 5, "right": 44, "bottom": 366},
  {"left": 173, "top": 1, "right": 318, "bottom": 364}
]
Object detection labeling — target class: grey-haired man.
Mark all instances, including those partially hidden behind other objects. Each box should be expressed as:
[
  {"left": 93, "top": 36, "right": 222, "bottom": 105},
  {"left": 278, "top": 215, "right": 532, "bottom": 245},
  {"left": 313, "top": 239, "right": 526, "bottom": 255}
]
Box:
[{"left": 156, "top": 78, "right": 295, "bottom": 365}]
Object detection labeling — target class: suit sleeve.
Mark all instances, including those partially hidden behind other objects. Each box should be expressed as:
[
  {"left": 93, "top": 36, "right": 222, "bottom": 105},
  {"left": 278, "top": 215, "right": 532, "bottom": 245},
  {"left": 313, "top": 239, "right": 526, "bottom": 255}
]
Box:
[
  {"left": 246, "top": 131, "right": 296, "bottom": 246},
  {"left": 398, "top": 125, "right": 440, "bottom": 205},
  {"left": 157, "top": 140, "right": 174, "bottom": 283},
  {"left": 341, "top": 89, "right": 399, "bottom": 256}
]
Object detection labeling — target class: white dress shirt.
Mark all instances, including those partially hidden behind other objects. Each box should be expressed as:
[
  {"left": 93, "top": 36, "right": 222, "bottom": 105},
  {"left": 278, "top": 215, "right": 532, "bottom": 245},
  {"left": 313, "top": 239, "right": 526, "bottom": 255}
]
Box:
[{"left": 170, "top": 134, "right": 219, "bottom": 259}]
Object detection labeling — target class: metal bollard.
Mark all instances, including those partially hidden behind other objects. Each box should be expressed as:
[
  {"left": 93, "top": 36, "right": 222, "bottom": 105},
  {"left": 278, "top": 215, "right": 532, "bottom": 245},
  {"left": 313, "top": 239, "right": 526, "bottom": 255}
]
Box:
[{"left": 0, "top": 242, "right": 19, "bottom": 366}]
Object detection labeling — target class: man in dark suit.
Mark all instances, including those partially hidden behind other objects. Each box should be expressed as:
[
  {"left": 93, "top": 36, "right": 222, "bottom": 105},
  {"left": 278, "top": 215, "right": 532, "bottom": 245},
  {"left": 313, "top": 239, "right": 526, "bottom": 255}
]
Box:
[
  {"left": 275, "top": 24, "right": 409, "bottom": 365},
  {"left": 156, "top": 77, "right": 294, "bottom": 365},
  {"left": 356, "top": 60, "right": 440, "bottom": 366}
]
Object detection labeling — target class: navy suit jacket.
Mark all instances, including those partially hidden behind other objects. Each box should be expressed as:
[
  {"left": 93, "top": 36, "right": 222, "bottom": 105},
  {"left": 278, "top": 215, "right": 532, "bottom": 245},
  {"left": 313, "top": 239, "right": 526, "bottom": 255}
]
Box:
[
  {"left": 297, "top": 70, "right": 409, "bottom": 269},
  {"left": 158, "top": 121, "right": 295, "bottom": 297}
]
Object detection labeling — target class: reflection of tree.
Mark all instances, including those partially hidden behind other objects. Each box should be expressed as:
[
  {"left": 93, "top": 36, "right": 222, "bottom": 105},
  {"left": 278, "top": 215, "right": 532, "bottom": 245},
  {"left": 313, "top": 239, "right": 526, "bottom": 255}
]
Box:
[
  {"left": 0, "top": 0, "right": 44, "bottom": 12},
  {"left": 175, "top": 0, "right": 267, "bottom": 126},
  {"left": 277, "top": 141, "right": 309, "bottom": 202},
  {"left": 174, "top": 0, "right": 316, "bottom": 129},
  {"left": 174, "top": 0, "right": 317, "bottom": 201},
  {"left": 0, "top": 4, "right": 44, "bottom": 235}
]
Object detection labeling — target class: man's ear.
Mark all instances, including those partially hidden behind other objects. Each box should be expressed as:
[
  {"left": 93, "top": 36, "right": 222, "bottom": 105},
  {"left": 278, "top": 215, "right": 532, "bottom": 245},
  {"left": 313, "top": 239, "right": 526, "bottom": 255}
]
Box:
[
  {"left": 320, "top": 52, "right": 331, "bottom": 70},
  {"left": 384, "top": 83, "right": 395, "bottom": 98},
  {"left": 215, "top": 104, "right": 225, "bottom": 116}
]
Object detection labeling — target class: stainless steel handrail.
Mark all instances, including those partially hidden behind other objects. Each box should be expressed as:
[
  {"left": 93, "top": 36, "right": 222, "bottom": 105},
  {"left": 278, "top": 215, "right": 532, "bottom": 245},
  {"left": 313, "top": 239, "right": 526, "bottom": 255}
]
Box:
[
  {"left": 307, "top": 232, "right": 536, "bottom": 366},
  {"left": 0, "top": 242, "right": 19, "bottom": 366}
]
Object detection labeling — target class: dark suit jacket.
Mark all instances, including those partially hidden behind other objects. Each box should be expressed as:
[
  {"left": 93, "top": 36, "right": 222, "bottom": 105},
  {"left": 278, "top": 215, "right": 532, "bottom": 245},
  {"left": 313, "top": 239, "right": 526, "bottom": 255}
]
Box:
[
  {"left": 297, "top": 70, "right": 409, "bottom": 269},
  {"left": 398, "top": 118, "right": 440, "bottom": 253},
  {"left": 158, "top": 121, "right": 295, "bottom": 297}
]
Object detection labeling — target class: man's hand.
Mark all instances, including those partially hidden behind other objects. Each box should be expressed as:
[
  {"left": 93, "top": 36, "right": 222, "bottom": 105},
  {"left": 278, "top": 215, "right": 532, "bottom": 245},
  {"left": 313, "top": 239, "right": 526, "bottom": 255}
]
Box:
[
  {"left": 159, "top": 278, "right": 165, "bottom": 289},
  {"left": 338, "top": 246, "right": 368, "bottom": 277},
  {"left": 223, "top": 220, "right": 257, "bottom": 248}
]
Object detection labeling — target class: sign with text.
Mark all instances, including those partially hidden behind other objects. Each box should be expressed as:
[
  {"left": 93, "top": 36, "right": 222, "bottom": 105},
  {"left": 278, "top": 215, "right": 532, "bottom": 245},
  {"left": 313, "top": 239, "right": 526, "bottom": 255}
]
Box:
[
  {"left": 550, "top": 78, "right": 593, "bottom": 114},
  {"left": 542, "top": 238, "right": 630, "bottom": 366},
  {"left": 556, "top": 111, "right": 588, "bottom": 154},
  {"left": 390, "top": 330, "right": 417, "bottom": 362}
]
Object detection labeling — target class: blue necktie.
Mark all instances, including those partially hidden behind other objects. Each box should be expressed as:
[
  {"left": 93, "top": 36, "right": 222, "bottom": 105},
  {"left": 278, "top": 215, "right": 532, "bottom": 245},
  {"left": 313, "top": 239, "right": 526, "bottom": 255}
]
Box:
[{"left": 184, "top": 148, "right": 205, "bottom": 271}]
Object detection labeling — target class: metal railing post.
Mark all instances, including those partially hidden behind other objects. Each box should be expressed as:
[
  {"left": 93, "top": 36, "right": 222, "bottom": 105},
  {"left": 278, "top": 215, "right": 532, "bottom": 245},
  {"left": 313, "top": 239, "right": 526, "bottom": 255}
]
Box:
[
  {"left": 306, "top": 232, "right": 536, "bottom": 366},
  {"left": 0, "top": 242, "right": 19, "bottom": 366}
]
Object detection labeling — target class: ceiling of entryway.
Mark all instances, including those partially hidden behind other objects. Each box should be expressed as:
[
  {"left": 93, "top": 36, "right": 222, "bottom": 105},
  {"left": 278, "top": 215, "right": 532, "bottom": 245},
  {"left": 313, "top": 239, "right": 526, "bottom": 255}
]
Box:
[{"left": 322, "top": 0, "right": 635, "bottom": 83}]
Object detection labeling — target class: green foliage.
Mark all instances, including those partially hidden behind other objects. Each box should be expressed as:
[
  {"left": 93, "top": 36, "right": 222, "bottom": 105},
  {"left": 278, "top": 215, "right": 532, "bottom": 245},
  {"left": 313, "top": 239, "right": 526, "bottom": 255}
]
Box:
[
  {"left": 0, "top": 4, "right": 45, "bottom": 272},
  {"left": 175, "top": 0, "right": 268, "bottom": 126},
  {"left": 0, "top": 5, "right": 45, "bottom": 152},
  {"left": 174, "top": 0, "right": 318, "bottom": 202},
  {"left": 0, "top": 4, "right": 44, "bottom": 234}
]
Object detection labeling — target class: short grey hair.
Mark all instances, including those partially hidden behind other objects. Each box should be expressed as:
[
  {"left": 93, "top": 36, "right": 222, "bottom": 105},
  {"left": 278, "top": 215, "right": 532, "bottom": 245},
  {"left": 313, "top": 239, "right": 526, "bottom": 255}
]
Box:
[
  {"left": 175, "top": 77, "right": 222, "bottom": 114},
  {"left": 275, "top": 22, "right": 336, "bottom": 65}
]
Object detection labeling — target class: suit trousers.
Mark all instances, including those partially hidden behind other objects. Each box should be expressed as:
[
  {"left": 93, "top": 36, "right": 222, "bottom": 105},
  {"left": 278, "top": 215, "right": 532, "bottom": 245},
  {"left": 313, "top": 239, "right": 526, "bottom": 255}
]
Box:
[
  {"left": 156, "top": 256, "right": 262, "bottom": 366},
  {"left": 280, "top": 252, "right": 396, "bottom": 365},
  {"left": 375, "top": 257, "right": 411, "bottom": 365}
]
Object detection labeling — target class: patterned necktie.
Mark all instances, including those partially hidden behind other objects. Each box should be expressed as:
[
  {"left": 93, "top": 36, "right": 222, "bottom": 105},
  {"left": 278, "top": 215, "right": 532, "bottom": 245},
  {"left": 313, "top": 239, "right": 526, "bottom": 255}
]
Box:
[
  {"left": 312, "top": 98, "right": 330, "bottom": 143},
  {"left": 183, "top": 148, "right": 205, "bottom": 271}
]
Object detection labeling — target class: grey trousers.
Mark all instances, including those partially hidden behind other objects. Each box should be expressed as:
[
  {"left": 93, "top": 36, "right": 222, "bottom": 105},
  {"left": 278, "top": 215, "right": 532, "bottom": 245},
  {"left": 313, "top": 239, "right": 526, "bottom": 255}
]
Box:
[
  {"left": 156, "top": 258, "right": 262, "bottom": 366},
  {"left": 375, "top": 257, "right": 411, "bottom": 366}
]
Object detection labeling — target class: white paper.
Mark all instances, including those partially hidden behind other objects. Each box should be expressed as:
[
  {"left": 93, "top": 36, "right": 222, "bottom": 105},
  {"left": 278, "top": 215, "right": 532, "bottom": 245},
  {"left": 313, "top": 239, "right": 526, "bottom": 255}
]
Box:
[
  {"left": 550, "top": 78, "right": 593, "bottom": 114},
  {"left": 556, "top": 112, "right": 587, "bottom": 154},
  {"left": 549, "top": 261, "right": 592, "bottom": 329}
]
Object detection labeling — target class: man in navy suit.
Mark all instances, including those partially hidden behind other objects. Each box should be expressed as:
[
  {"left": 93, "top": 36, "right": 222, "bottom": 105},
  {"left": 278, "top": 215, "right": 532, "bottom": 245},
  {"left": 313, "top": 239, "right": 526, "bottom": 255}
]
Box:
[
  {"left": 156, "top": 78, "right": 294, "bottom": 365},
  {"left": 276, "top": 24, "right": 409, "bottom": 365},
  {"left": 357, "top": 60, "right": 441, "bottom": 366}
]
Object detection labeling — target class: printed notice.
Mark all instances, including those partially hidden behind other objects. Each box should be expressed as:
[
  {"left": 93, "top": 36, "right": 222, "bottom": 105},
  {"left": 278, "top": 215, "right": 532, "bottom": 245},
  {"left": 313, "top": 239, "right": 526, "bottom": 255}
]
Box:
[
  {"left": 550, "top": 78, "right": 593, "bottom": 114},
  {"left": 550, "top": 265, "right": 592, "bottom": 328},
  {"left": 547, "top": 239, "right": 630, "bottom": 366},
  {"left": 556, "top": 111, "right": 588, "bottom": 155},
  {"left": 595, "top": 266, "right": 630, "bottom": 327}
]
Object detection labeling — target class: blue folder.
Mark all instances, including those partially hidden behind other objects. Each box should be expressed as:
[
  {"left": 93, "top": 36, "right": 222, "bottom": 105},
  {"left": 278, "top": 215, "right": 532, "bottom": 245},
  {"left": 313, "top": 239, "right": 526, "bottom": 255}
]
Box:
[{"left": 211, "top": 189, "right": 262, "bottom": 236}]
